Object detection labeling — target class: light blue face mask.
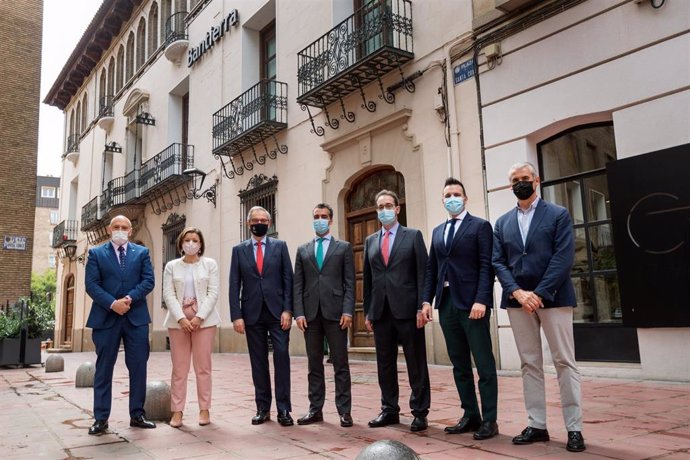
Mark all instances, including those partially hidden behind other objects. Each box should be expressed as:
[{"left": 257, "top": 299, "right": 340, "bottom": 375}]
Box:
[
  {"left": 312, "top": 218, "right": 330, "bottom": 235},
  {"left": 444, "top": 196, "right": 465, "bottom": 215},
  {"left": 377, "top": 209, "right": 396, "bottom": 226}
]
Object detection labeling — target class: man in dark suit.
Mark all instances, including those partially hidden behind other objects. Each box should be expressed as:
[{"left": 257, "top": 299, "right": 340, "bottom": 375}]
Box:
[
  {"left": 85, "top": 215, "right": 156, "bottom": 435},
  {"left": 493, "top": 162, "right": 585, "bottom": 453},
  {"left": 294, "top": 203, "right": 355, "bottom": 427},
  {"left": 363, "top": 190, "right": 431, "bottom": 432},
  {"left": 229, "top": 206, "right": 295, "bottom": 426},
  {"left": 421, "top": 178, "right": 498, "bottom": 440}
]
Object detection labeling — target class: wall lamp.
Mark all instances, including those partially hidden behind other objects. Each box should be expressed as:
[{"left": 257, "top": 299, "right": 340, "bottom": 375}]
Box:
[
  {"left": 58, "top": 243, "right": 78, "bottom": 261},
  {"left": 183, "top": 168, "right": 217, "bottom": 207}
]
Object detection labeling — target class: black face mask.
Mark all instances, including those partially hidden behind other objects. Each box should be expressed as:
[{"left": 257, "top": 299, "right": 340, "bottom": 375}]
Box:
[
  {"left": 250, "top": 223, "right": 269, "bottom": 237},
  {"left": 512, "top": 181, "right": 534, "bottom": 200}
]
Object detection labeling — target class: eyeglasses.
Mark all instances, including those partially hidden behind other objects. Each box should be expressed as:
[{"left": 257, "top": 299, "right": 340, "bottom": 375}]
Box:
[
  {"left": 376, "top": 203, "right": 396, "bottom": 211},
  {"left": 249, "top": 219, "right": 269, "bottom": 224}
]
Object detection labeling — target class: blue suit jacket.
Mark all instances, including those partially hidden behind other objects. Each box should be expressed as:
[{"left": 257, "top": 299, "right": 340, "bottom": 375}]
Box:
[
  {"left": 492, "top": 199, "right": 576, "bottom": 308},
  {"left": 229, "top": 237, "right": 294, "bottom": 326},
  {"left": 422, "top": 213, "right": 494, "bottom": 310},
  {"left": 85, "top": 242, "right": 155, "bottom": 329}
]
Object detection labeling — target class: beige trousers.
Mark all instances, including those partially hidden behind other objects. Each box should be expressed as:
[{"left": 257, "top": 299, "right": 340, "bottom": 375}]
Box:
[{"left": 508, "top": 307, "right": 583, "bottom": 432}]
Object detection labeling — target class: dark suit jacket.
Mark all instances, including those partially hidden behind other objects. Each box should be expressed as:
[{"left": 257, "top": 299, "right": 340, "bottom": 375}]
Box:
[
  {"left": 492, "top": 199, "right": 577, "bottom": 308},
  {"left": 422, "top": 213, "right": 494, "bottom": 310},
  {"left": 85, "top": 242, "right": 155, "bottom": 329},
  {"left": 294, "top": 237, "right": 355, "bottom": 322},
  {"left": 363, "top": 225, "right": 428, "bottom": 321},
  {"left": 229, "top": 237, "right": 294, "bottom": 326}
]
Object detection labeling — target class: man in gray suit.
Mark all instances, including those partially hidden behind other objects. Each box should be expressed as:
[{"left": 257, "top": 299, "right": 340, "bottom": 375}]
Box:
[
  {"left": 294, "top": 203, "right": 355, "bottom": 428},
  {"left": 363, "top": 190, "right": 431, "bottom": 432}
]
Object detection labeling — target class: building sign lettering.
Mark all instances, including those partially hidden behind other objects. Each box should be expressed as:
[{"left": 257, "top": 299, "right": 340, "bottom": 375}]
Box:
[
  {"left": 453, "top": 59, "right": 475, "bottom": 85},
  {"left": 188, "top": 9, "right": 239, "bottom": 67},
  {"left": 3, "top": 235, "right": 27, "bottom": 250}
]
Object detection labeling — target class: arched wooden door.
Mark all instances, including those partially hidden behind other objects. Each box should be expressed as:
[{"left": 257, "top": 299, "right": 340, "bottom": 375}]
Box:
[
  {"left": 63, "top": 275, "right": 75, "bottom": 344},
  {"left": 346, "top": 169, "right": 406, "bottom": 348}
]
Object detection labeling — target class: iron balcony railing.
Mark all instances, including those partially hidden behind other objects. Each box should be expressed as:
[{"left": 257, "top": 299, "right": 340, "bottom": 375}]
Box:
[
  {"left": 212, "top": 80, "right": 288, "bottom": 154},
  {"left": 296, "top": 0, "right": 413, "bottom": 107},
  {"left": 66, "top": 133, "right": 80, "bottom": 154},
  {"left": 98, "top": 95, "right": 114, "bottom": 119},
  {"left": 140, "top": 143, "right": 193, "bottom": 196},
  {"left": 80, "top": 196, "right": 100, "bottom": 231},
  {"left": 165, "top": 11, "right": 188, "bottom": 45},
  {"left": 52, "top": 220, "right": 79, "bottom": 248}
]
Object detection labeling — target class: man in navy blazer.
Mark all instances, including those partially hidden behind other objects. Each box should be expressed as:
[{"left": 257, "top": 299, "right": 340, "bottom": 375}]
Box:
[
  {"left": 229, "top": 206, "right": 295, "bottom": 426},
  {"left": 421, "top": 178, "right": 498, "bottom": 440},
  {"left": 492, "top": 162, "right": 585, "bottom": 453},
  {"left": 85, "top": 215, "right": 156, "bottom": 435}
]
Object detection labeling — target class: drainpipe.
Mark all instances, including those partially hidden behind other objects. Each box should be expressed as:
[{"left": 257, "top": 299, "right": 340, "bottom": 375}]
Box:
[{"left": 443, "top": 32, "right": 473, "bottom": 178}]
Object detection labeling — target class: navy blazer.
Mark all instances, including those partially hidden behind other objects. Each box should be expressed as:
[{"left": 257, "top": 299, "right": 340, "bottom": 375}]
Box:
[
  {"left": 85, "top": 242, "right": 155, "bottom": 329},
  {"left": 492, "top": 199, "right": 577, "bottom": 308},
  {"left": 363, "top": 225, "right": 428, "bottom": 321},
  {"left": 229, "top": 237, "right": 294, "bottom": 326},
  {"left": 422, "top": 213, "right": 494, "bottom": 310}
]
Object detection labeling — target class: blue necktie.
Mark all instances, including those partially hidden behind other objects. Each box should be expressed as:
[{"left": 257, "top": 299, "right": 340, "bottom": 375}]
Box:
[
  {"left": 445, "top": 219, "right": 458, "bottom": 251},
  {"left": 118, "top": 246, "right": 126, "bottom": 270},
  {"left": 316, "top": 238, "right": 324, "bottom": 270}
]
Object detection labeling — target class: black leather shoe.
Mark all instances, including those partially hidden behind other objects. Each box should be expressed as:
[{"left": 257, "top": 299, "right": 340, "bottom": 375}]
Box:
[
  {"left": 512, "top": 426, "right": 550, "bottom": 444},
  {"left": 368, "top": 412, "right": 400, "bottom": 428},
  {"left": 340, "top": 413, "right": 353, "bottom": 427},
  {"left": 130, "top": 415, "right": 156, "bottom": 429},
  {"left": 252, "top": 410, "right": 270, "bottom": 425},
  {"left": 88, "top": 419, "right": 108, "bottom": 435},
  {"left": 473, "top": 421, "right": 499, "bottom": 440},
  {"left": 277, "top": 410, "right": 294, "bottom": 426},
  {"left": 297, "top": 410, "right": 323, "bottom": 425},
  {"left": 566, "top": 431, "right": 586, "bottom": 452},
  {"left": 410, "top": 416, "right": 428, "bottom": 432},
  {"left": 444, "top": 416, "right": 482, "bottom": 434}
]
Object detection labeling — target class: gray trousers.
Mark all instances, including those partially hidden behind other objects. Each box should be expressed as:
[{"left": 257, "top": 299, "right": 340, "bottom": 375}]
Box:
[{"left": 508, "top": 306, "right": 583, "bottom": 432}]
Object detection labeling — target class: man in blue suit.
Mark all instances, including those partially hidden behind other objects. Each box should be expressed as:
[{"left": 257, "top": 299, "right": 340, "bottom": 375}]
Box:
[
  {"left": 493, "top": 162, "right": 585, "bottom": 453},
  {"left": 85, "top": 215, "right": 156, "bottom": 435},
  {"left": 230, "top": 206, "right": 295, "bottom": 426},
  {"left": 422, "top": 178, "right": 498, "bottom": 440}
]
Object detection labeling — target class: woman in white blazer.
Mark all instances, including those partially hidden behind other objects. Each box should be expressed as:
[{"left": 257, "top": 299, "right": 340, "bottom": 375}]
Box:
[{"left": 163, "top": 227, "right": 220, "bottom": 428}]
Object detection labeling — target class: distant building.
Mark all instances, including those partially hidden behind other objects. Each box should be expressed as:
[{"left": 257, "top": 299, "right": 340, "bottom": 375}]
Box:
[
  {"left": 0, "top": 0, "right": 43, "bottom": 303},
  {"left": 32, "top": 176, "right": 61, "bottom": 274}
]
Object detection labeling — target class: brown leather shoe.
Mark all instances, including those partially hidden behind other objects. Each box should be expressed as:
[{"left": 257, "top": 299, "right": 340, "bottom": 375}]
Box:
[
  {"left": 199, "top": 410, "right": 210, "bottom": 426},
  {"left": 170, "top": 411, "right": 183, "bottom": 428}
]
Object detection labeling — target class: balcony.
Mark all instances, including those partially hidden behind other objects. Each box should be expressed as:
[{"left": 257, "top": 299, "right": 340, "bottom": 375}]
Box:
[
  {"left": 296, "top": 0, "right": 413, "bottom": 134},
  {"left": 212, "top": 80, "right": 288, "bottom": 178},
  {"left": 97, "top": 95, "right": 115, "bottom": 130},
  {"left": 52, "top": 220, "right": 79, "bottom": 248},
  {"left": 140, "top": 143, "right": 193, "bottom": 198},
  {"left": 64, "top": 133, "right": 80, "bottom": 164},
  {"left": 80, "top": 196, "right": 100, "bottom": 231},
  {"left": 164, "top": 11, "right": 189, "bottom": 62}
]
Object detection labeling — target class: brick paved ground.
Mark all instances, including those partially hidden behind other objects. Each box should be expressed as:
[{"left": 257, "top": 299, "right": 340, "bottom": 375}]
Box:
[{"left": 1, "top": 352, "right": 689, "bottom": 459}]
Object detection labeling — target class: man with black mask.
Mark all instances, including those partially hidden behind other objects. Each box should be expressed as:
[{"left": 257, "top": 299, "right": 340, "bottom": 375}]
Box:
[
  {"left": 230, "top": 206, "right": 295, "bottom": 427},
  {"left": 492, "top": 162, "right": 585, "bottom": 453}
]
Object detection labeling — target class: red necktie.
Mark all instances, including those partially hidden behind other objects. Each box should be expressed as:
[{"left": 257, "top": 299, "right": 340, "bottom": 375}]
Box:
[
  {"left": 382, "top": 230, "right": 390, "bottom": 266},
  {"left": 256, "top": 241, "right": 264, "bottom": 274}
]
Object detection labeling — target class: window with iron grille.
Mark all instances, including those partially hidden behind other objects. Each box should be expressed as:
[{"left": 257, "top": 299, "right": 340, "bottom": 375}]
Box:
[
  {"left": 161, "top": 213, "right": 186, "bottom": 308},
  {"left": 239, "top": 174, "right": 278, "bottom": 240}
]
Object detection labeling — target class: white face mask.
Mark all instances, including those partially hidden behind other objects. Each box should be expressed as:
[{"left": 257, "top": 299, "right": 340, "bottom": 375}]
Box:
[
  {"left": 111, "top": 230, "right": 129, "bottom": 246},
  {"left": 182, "top": 242, "right": 201, "bottom": 256}
]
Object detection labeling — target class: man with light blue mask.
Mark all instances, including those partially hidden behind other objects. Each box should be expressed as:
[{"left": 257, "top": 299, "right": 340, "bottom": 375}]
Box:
[
  {"left": 421, "top": 177, "right": 498, "bottom": 440},
  {"left": 293, "top": 203, "right": 355, "bottom": 427},
  {"left": 363, "top": 190, "right": 431, "bottom": 432}
]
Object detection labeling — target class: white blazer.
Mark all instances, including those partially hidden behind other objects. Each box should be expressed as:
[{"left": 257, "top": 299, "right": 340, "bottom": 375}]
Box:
[{"left": 162, "top": 256, "right": 221, "bottom": 329}]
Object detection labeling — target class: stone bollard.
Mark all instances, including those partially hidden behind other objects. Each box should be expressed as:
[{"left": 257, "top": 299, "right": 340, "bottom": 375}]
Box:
[
  {"left": 356, "top": 440, "right": 420, "bottom": 460},
  {"left": 45, "top": 354, "right": 64, "bottom": 373},
  {"left": 75, "top": 362, "right": 96, "bottom": 388},
  {"left": 144, "top": 380, "right": 172, "bottom": 421}
]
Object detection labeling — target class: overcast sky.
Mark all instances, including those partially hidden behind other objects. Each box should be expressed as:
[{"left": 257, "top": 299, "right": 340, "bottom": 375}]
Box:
[{"left": 38, "top": 0, "right": 102, "bottom": 176}]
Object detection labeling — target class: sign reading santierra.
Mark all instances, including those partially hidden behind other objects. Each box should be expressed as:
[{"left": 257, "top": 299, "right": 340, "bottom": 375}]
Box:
[{"left": 188, "top": 9, "right": 239, "bottom": 67}]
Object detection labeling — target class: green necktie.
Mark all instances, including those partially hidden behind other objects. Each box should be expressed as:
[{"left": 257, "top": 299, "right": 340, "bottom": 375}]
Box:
[{"left": 316, "top": 238, "right": 324, "bottom": 270}]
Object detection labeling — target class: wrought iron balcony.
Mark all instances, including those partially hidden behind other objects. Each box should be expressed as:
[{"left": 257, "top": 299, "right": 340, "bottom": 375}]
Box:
[
  {"left": 296, "top": 0, "right": 413, "bottom": 134},
  {"left": 66, "top": 133, "right": 80, "bottom": 154},
  {"left": 140, "top": 143, "right": 193, "bottom": 197},
  {"left": 97, "top": 95, "right": 115, "bottom": 130},
  {"left": 164, "top": 11, "right": 189, "bottom": 62},
  {"left": 80, "top": 196, "right": 100, "bottom": 231},
  {"left": 212, "top": 80, "right": 288, "bottom": 178},
  {"left": 52, "top": 220, "right": 79, "bottom": 248}
]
